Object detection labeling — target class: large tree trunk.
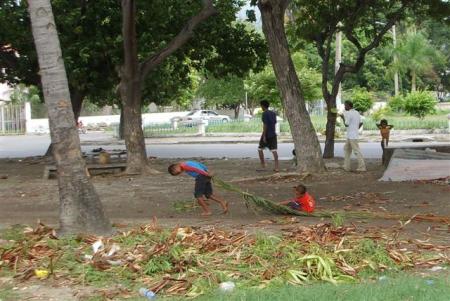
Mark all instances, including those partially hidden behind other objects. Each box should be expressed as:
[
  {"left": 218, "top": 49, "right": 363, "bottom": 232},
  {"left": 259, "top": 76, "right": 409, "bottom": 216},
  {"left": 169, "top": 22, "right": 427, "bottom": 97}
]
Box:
[
  {"left": 323, "top": 95, "right": 337, "bottom": 158},
  {"left": 44, "top": 89, "right": 84, "bottom": 157},
  {"left": 259, "top": 0, "right": 325, "bottom": 172},
  {"left": 118, "top": 0, "right": 216, "bottom": 174},
  {"left": 28, "top": 0, "right": 111, "bottom": 235},
  {"left": 411, "top": 70, "right": 416, "bottom": 92},
  {"left": 120, "top": 0, "right": 153, "bottom": 174},
  {"left": 119, "top": 80, "right": 151, "bottom": 174}
]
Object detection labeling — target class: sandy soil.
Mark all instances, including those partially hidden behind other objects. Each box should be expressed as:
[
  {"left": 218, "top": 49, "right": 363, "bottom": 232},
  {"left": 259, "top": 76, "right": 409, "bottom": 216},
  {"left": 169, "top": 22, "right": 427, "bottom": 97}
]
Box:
[{"left": 0, "top": 157, "right": 448, "bottom": 233}]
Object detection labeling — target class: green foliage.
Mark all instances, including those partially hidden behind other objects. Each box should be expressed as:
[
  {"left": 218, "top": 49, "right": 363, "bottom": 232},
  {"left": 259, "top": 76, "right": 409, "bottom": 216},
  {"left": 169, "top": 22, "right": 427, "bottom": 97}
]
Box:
[
  {"left": 245, "top": 52, "right": 321, "bottom": 107},
  {"left": 403, "top": 91, "right": 437, "bottom": 118},
  {"left": 394, "top": 31, "right": 445, "bottom": 91},
  {"left": 348, "top": 87, "right": 374, "bottom": 113},
  {"left": 370, "top": 109, "right": 388, "bottom": 122},
  {"left": 342, "top": 239, "right": 395, "bottom": 272},
  {"left": 245, "top": 65, "right": 281, "bottom": 107},
  {"left": 1, "top": 0, "right": 267, "bottom": 109},
  {"left": 9, "top": 84, "right": 41, "bottom": 104},
  {"left": 331, "top": 213, "right": 345, "bottom": 227},
  {"left": 0, "top": 285, "right": 19, "bottom": 301},
  {"left": 388, "top": 95, "right": 406, "bottom": 113},
  {"left": 196, "top": 75, "right": 245, "bottom": 109},
  {"left": 0, "top": 224, "right": 26, "bottom": 241},
  {"left": 191, "top": 275, "right": 450, "bottom": 301},
  {"left": 144, "top": 255, "right": 173, "bottom": 274},
  {"left": 173, "top": 199, "right": 199, "bottom": 213}
]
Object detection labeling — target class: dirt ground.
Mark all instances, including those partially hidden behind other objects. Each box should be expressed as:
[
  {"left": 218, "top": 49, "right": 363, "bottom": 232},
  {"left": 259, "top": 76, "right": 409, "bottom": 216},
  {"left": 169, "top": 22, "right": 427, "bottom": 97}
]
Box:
[
  {"left": 0, "top": 156, "right": 449, "bottom": 239},
  {"left": 1, "top": 156, "right": 449, "bottom": 300}
]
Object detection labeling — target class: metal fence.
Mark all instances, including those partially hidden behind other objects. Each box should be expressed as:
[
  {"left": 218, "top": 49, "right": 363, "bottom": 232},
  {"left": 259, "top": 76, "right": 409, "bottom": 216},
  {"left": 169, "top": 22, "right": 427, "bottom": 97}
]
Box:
[
  {"left": 111, "top": 115, "right": 448, "bottom": 138},
  {"left": 0, "top": 103, "right": 26, "bottom": 135}
]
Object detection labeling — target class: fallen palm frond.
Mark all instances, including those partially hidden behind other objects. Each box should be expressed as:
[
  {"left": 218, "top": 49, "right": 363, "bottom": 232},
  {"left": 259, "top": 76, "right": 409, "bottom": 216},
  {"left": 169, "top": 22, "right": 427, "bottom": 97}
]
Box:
[{"left": 213, "top": 177, "right": 450, "bottom": 225}]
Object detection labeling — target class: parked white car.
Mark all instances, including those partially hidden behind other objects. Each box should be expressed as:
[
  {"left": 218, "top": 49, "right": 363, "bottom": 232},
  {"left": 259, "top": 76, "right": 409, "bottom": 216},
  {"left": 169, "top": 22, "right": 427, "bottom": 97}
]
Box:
[{"left": 171, "top": 110, "right": 231, "bottom": 125}]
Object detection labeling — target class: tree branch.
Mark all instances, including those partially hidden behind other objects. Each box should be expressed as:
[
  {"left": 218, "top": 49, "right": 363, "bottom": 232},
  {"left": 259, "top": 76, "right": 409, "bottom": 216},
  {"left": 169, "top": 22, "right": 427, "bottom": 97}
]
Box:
[
  {"left": 139, "top": 0, "right": 217, "bottom": 80},
  {"left": 336, "top": 5, "right": 408, "bottom": 86},
  {"left": 121, "top": 0, "right": 138, "bottom": 78},
  {"left": 321, "top": 34, "right": 333, "bottom": 102}
]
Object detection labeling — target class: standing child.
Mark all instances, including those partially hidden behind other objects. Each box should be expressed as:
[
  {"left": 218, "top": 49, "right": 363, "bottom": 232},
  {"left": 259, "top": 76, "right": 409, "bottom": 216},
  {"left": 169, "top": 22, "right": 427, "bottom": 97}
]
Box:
[
  {"left": 168, "top": 161, "right": 228, "bottom": 216},
  {"left": 376, "top": 119, "right": 393, "bottom": 164},
  {"left": 279, "top": 184, "right": 315, "bottom": 213}
]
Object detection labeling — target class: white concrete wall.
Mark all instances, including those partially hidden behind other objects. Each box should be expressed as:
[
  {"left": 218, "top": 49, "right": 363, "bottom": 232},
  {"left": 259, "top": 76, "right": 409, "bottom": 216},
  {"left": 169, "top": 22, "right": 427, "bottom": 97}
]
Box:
[{"left": 25, "top": 111, "right": 190, "bottom": 134}]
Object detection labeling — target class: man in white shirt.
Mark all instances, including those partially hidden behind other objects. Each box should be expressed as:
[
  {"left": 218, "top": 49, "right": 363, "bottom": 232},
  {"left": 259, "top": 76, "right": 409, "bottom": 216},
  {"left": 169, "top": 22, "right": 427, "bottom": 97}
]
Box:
[{"left": 340, "top": 101, "right": 366, "bottom": 172}]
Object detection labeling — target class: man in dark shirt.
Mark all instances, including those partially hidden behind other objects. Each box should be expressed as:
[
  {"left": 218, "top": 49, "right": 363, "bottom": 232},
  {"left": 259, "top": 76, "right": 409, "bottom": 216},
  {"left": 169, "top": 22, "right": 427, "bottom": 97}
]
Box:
[{"left": 258, "top": 100, "right": 279, "bottom": 172}]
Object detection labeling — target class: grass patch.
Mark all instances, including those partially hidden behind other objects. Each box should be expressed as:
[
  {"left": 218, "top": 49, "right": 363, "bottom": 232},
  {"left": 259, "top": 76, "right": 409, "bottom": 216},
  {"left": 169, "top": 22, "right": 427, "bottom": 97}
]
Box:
[
  {"left": 0, "top": 285, "right": 19, "bottom": 301},
  {"left": 172, "top": 199, "right": 199, "bottom": 213},
  {"left": 185, "top": 274, "right": 450, "bottom": 301},
  {"left": 0, "top": 225, "right": 27, "bottom": 241}
]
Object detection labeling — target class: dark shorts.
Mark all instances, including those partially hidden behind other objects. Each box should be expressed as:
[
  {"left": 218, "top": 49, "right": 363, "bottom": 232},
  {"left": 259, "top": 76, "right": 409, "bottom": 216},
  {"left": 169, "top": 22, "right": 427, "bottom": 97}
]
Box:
[
  {"left": 287, "top": 201, "right": 301, "bottom": 210},
  {"left": 258, "top": 135, "right": 277, "bottom": 151},
  {"left": 194, "top": 175, "right": 213, "bottom": 198}
]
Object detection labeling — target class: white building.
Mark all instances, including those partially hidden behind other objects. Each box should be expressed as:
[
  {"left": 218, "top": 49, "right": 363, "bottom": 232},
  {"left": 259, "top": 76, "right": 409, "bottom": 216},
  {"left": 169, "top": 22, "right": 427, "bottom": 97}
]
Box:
[{"left": 0, "top": 83, "right": 13, "bottom": 104}]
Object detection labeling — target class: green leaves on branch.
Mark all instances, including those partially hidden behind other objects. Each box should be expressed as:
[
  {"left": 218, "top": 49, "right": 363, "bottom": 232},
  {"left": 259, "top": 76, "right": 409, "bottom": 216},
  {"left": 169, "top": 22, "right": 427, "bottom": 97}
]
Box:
[
  {"left": 347, "top": 87, "right": 374, "bottom": 114},
  {"left": 245, "top": 52, "right": 322, "bottom": 108},
  {"left": 196, "top": 75, "right": 245, "bottom": 108}
]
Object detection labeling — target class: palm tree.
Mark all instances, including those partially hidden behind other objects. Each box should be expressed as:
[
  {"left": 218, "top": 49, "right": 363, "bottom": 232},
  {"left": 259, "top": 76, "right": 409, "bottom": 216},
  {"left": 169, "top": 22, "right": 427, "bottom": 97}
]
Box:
[
  {"left": 27, "top": 0, "right": 111, "bottom": 235},
  {"left": 394, "top": 31, "right": 443, "bottom": 92}
]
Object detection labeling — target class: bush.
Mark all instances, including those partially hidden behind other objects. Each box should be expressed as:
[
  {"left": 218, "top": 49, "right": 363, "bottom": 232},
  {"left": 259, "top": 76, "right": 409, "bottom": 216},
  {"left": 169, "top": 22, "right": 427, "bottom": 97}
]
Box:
[
  {"left": 371, "top": 107, "right": 390, "bottom": 121},
  {"left": 403, "top": 91, "right": 437, "bottom": 119},
  {"left": 350, "top": 87, "right": 374, "bottom": 113},
  {"left": 387, "top": 95, "right": 405, "bottom": 113}
]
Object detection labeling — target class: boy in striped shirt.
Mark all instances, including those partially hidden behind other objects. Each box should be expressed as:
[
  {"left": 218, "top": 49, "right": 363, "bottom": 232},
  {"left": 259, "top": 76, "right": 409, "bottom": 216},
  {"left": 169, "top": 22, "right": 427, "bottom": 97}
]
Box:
[{"left": 168, "top": 161, "right": 228, "bottom": 216}]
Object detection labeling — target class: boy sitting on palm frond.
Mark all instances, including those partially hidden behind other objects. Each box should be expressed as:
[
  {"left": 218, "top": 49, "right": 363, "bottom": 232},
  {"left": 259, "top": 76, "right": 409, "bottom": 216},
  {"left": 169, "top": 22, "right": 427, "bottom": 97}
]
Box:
[{"left": 279, "top": 184, "right": 315, "bottom": 213}]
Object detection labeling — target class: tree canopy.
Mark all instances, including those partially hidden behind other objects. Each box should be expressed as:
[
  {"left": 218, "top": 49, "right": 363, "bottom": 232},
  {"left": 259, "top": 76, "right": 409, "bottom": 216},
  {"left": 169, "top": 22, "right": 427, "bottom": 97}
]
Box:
[{"left": 0, "top": 0, "right": 267, "bottom": 109}]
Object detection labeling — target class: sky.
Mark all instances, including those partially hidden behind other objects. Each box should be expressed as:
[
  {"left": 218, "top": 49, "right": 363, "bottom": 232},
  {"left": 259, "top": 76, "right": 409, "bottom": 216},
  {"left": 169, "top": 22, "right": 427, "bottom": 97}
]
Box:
[{"left": 237, "top": 2, "right": 262, "bottom": 28}]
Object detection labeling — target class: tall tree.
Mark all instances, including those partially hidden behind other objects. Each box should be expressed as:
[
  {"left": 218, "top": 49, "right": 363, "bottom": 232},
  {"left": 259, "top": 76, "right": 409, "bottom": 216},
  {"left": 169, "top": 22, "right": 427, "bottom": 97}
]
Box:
[
  {"left": 246, "top": 52, "right": 322, "bottom": 108},
  {"left": 288, "top": 0, "right": 448, "bottom": 158},
  {"left": 196, "top": 75, "right": 245, "bottom": 118},
  {"left": 119, "top": 0, "right": 217, "bottom": 174},
  {"left": 394, "top": 31, "right": 444, "bottom": 92},
  {"left": 256, "top": 0, "right": 325, "bottom": 172},
  {"left": 27, "top": 0, "right": 111, "bottom": 235}
]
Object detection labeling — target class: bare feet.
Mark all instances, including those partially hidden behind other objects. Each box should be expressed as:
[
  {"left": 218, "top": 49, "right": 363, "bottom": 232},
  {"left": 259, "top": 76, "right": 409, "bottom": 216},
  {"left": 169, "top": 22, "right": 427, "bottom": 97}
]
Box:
[{"left": 221, "top": 201, "right": 229, "bottom": 214}]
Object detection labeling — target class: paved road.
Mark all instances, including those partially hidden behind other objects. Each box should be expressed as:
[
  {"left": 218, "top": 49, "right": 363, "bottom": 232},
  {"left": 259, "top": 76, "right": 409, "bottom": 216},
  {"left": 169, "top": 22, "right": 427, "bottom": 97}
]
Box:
[{"left": 0, "top": 133, "right": 384, "bottom": 159}]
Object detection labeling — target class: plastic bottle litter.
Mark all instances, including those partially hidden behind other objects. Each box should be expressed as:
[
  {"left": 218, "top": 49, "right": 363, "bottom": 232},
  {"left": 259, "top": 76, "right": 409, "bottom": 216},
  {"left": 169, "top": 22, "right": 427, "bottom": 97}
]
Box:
[
  {"left": 378, "top": 276, "right": 388, "bottom": 281},
  {"left": 92, "top": 240, "right": 104, "bottom": 254},
  {"left": 139, "top": 288, "right": 156, "bottom": 300},
  {"left": 429, "top": 266, "right": 444, "bottom": 272},
  {"left": 219, "top": 281, "right": 235, "bottom": 293},
  {"left": 425, "top": 279, "right": 434, "bottom": 285}
]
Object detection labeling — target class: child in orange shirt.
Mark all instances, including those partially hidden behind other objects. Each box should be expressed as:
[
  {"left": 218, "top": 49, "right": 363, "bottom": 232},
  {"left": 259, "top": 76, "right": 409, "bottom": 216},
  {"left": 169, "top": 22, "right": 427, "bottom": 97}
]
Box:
[
  {"left": 279, "top": 184, "right": 315, "bottom": 213},
  {"left": 376, "top": 119, "right": 393, "bottom": 164}
]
